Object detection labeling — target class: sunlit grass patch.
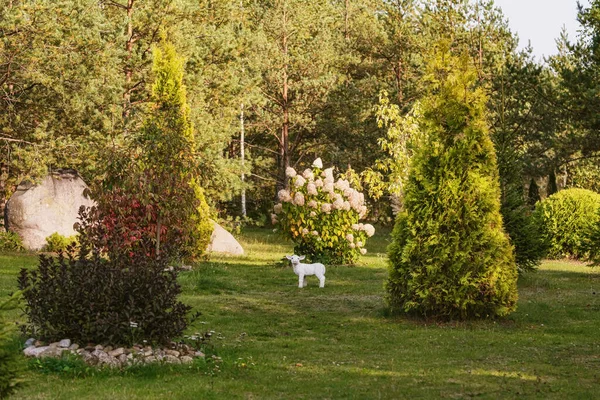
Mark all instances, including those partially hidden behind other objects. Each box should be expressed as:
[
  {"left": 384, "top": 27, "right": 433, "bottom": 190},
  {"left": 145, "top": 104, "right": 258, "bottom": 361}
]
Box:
[{"left": 2, "top": 228, "right": 600, "bottom": 399}]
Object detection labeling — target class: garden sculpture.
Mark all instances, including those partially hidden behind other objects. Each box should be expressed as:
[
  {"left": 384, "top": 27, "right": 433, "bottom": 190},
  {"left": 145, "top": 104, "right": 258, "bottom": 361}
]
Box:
[{"left": 286, "top": 255, "right": 326, "bottom": 288}]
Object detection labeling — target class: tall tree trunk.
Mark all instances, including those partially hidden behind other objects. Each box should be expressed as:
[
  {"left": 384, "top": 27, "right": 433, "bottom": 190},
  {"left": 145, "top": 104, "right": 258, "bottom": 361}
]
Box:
[
  {"left": 156, "top": 214, "right": 161, "bottom": 258},
  {"left": 279, "top": 2, "right": 290, "bottom": 191},
  {"left": 344, "top": 0, "right": 350, "bottom": 41},
  {"left": 240, "top": 102, "right": 246, "bottom": 217},
  {"left": 0, "top": 163, "right": 8, "bottom": 231},
  {"left": 395, "top": 58, "right": 404, "bottom": 105},
  {"left": 123, "top": 0, "right": 135, "bottom": 121}
]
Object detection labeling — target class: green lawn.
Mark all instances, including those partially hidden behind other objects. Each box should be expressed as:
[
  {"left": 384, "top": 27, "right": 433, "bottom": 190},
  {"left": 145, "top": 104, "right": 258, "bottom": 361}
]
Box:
[{"left": 2, "top": 228, "right": 600, "bottom": 399}]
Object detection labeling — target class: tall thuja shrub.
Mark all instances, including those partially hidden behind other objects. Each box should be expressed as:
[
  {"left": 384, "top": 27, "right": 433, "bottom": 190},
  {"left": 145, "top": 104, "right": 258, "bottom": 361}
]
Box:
[
  {"left": 88, "top": 39, "right": 213, "bottom": 262},
  {"left": 385, "top": 49, "right": 518, "bottom": 319},
  {"left": 493, "top": 123, "right": 546, "bottom": 272},
  {"left": 136, "top": 39, "right": 213, "bottom": 260}
]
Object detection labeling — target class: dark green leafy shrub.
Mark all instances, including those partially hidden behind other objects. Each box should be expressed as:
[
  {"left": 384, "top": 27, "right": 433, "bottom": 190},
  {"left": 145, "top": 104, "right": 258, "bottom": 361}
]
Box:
[
  {"left": 0, "top": 231, "right": 25, "bottom": 252},
  {"left": 17, "top": 243, "right": 192, "bottom": 346},
  {"left": 42, "top": 233, "right": 78, "bottom": 253},
  {"left": 534, "top": 188, "right": 600, "bottom": 259},
  {"left": 0, "top": 293, "right": 23, "bottom": 398},
  {"left": 385, "top": 50, "right": 518, "bottom": 319}
]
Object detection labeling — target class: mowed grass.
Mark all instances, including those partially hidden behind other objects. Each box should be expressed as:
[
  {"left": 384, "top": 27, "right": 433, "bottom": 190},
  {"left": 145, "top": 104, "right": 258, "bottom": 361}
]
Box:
[{"left": 2, "top": 228, "right": 600, "bottom": 399}]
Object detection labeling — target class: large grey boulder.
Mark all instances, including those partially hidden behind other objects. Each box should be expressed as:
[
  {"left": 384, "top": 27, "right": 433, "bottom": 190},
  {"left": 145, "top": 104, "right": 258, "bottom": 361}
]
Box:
[
  {"left": 6, "top": 169, "right": 95, "bottom": 250},
  {"left": 207, "top": 221, "right": 244, "bottom": 255}
]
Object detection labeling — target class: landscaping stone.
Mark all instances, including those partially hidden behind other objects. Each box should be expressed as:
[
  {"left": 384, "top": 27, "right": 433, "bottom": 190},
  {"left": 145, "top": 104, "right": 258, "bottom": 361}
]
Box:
[
  {"left": 164, "top": 355, "right": 181, "bottom": 364},
  {"left": 109, "top": 347, "right": 125, "bottom": 357},
  {"left": 40, "top": 347, "right": 68, "bottom": 358},
  {"left": 91, "top": 349, "right": 107, "bottom": 359},
  {"left": 81, "top": 351, "right": 98, "bottom": 366},
  {"left": 24, "top": 338, "right": 35, "bottom": 348},
  {"left": 23, "top": 346, "right": 48, "bottom": 357},
  {"left": 165, "top": 349, "right": 180, "bottom": 357},
  {"left": 22, "top": 338, "right": 205, "bottom": 368},
  {"left": 6, "top": 169, "right": 95, "bottom": 250},
  {"left": 207, "top": 221, "right": 244, "bottom": 255},
  {"left": 118, "top": 354, "right": 128, "bottom": 365}
]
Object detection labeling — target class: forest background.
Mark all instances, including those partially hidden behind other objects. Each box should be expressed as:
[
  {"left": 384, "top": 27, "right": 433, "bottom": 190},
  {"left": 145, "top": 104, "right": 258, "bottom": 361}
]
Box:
[{"left": 2, "top": 0, "right": 600, "bottom": 231}]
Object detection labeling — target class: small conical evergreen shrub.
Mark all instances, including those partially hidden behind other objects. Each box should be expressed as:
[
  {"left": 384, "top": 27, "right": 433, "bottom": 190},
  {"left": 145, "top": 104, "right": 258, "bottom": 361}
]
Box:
[
  {"left": 493, "top": 132, "right": 546, "bottom": 272},
  {"left": 385, "top": 49, "right": 518, "bottom": 319}
]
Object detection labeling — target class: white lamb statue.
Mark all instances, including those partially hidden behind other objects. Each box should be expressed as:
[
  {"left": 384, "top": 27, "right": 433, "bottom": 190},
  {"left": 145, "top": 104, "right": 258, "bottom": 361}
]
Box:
[{"left": 286, "top": 255, "right": 326, "bottom": 288}]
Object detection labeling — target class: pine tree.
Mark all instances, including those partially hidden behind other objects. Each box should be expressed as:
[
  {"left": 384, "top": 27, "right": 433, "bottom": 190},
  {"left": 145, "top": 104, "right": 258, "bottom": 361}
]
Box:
[{"left": 385, "top": 47, "right": 518, "bottom": 319}]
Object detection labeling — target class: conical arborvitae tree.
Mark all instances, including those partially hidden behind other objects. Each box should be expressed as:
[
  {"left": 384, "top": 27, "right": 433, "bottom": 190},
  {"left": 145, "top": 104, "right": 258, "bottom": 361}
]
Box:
[
  {"left": 136, "top": 39, "right": 214, "bottom": 260},
  {"left": 89, "top": 38, "right": 213, "bottom": 262},
  {"left": 493, "top": 128, "right": 546, "bottom": 272},
  {"left": 385, "top": 50, "right": 518, "bottom": 319}
]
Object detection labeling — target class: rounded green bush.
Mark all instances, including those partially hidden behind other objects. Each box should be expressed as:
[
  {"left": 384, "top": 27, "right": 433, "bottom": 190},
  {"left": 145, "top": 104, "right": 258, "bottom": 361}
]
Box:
[
  {"left": 534, "top": 188, "right": 600, "bottom": 259},
  {"left": 42, "top": 232, "right": 78, "bottom": 253},
  {"left": 0, "top": 231, "right": 24, "bottom": 252}
]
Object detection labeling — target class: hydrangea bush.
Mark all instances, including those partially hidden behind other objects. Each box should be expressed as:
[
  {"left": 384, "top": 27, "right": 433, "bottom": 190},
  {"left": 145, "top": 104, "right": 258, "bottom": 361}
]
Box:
[{"left": 273, "top": 158, "right": 375, "bottom": 264}]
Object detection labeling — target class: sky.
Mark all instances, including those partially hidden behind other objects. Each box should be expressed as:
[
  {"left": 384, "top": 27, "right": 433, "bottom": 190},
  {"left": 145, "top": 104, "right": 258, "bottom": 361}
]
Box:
[{"left": 493, "top": 0, "right": 589, "bottom": 61}]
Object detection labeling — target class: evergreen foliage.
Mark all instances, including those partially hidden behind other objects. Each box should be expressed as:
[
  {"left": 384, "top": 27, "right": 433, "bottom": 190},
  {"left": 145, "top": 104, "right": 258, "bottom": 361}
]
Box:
[
  {"left": 86, "top": 39, "right": 213, "bottom": 262},
  {"left": 499, "top": 187, "right": 547, "bottom": 272},
  {"left": 0, "top": 293, "right": 23, "bottom": 398},
  {"left": 489, "top": 55, "right": 548, "bottom": 272},
  {"left": 534, "top": 188, "right": 600, "bottom": 259},
  {"left": 385, "top": 49, "right": 518, "bottom": 319},
  {"left": 585, "top": 209, "right": 600, "bottom": 266},
  {"left": 135, "top": 39, "right": 213, "bottom": 260}
]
